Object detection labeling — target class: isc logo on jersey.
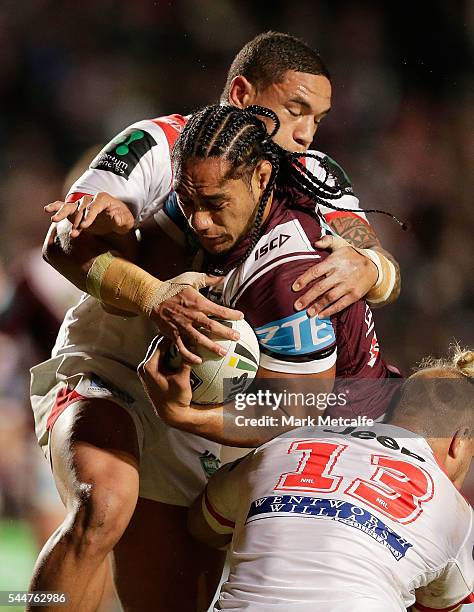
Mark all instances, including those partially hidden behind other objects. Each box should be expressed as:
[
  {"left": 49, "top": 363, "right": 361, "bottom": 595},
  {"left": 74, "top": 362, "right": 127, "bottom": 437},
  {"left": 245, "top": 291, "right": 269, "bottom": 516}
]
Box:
[
  {"left": 255, "top": 311, "right": 335, "bottom": 357},
  {"left": 250, "top": 221, "right": 316, "bottom": 266},
  {"left": 254, "top": 234, "right": 291, "bottom": 261}
]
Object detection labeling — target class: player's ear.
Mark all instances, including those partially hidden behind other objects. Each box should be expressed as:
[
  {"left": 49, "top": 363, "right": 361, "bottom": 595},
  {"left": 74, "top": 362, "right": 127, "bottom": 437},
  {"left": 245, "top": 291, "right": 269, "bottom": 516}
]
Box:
[
  {"left": 446, "top": 427, "right": 473, "bottom": 489},
  {"left": 228, "top": 76, "right": 256, "bottom": 108},
  {"left": 251, "top": 160, "right": 273, "bottom": 198},
  {"left": 449, "top": 427, "right": 470, "bottom": 457}
]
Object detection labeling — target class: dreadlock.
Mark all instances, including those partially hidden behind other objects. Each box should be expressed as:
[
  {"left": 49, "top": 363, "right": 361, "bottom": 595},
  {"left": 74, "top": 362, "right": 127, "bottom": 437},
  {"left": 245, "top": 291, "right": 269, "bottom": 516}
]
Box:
[{"left": 172, "top": 104, "right": 406, "bottom": 272}]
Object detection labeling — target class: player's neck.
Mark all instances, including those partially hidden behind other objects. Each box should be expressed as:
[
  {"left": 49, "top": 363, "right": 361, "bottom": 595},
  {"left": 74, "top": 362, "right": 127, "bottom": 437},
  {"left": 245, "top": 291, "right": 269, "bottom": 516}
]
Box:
[
  {"left": 384, "top": 416, "right": 424, "bottom": 437},
  {"left": 261, "top": 190, "right": 274, "bottom": 226}
]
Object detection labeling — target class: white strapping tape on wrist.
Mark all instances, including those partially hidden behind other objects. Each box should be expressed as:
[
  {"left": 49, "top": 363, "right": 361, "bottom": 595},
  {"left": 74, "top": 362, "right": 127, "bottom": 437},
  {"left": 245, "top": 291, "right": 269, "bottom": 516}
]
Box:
[
  {"left": 85, "top": 251, "right": 115, "bottom": 299},
  {"left": 358, "top": 248, "right": 396, "bottom": 304}
]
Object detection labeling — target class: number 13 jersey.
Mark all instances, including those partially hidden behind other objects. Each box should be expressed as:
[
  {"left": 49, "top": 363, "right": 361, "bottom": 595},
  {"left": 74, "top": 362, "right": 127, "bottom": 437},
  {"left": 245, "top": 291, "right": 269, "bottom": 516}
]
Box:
[{"left": 203, "top": 424, "right": 474, "bottom": 611}]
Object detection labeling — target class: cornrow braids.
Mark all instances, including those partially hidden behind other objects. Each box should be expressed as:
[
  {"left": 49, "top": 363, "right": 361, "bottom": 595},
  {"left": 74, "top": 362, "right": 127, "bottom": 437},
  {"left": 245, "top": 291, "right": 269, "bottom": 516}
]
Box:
[
  {"left": 172, "top": 104, "right": 406, "bottom": 274},
  {"left": 217, "top": 105, "right": 282, "bottom": 270},
  {"left": 228, "top": 142, "right": 281, "bottom": 273},
  {"left": 245, "top": 104, "right": 281, "bottom": 141}
]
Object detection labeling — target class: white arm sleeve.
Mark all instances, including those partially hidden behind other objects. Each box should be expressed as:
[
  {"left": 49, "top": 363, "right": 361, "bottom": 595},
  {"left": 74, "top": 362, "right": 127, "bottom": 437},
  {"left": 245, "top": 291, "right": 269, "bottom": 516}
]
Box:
[{"left": 202, "top": 453, "right": 253, "bottom": 535}]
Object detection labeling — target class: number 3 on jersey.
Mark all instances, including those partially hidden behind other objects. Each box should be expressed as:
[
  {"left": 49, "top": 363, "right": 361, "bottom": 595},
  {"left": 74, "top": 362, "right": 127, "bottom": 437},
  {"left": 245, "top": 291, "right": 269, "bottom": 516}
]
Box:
[{"left": 275, "top": 440, "right": 434, "bottom": 524}]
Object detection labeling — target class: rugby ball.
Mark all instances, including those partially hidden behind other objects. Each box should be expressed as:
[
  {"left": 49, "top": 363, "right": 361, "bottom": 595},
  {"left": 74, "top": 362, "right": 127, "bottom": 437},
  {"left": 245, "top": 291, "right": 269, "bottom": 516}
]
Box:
[{"left": 167, "top": 318, "right": 260, "bottom": 404}]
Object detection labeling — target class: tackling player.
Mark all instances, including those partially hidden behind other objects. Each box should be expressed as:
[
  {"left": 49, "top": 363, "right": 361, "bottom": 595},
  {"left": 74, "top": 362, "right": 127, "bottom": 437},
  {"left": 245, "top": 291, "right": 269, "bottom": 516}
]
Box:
[
  {"left": 184, "top": 347, "right": 474, "bottom": 611},
  {"left": 46, "top": 32, "right": 401, "bottom": 364}
]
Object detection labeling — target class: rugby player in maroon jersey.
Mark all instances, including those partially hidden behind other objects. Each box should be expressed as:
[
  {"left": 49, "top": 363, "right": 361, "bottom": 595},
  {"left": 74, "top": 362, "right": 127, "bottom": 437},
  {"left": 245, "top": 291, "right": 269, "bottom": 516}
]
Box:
[{"left": 139, "top": 104, "right": 402, "bottom": 444}]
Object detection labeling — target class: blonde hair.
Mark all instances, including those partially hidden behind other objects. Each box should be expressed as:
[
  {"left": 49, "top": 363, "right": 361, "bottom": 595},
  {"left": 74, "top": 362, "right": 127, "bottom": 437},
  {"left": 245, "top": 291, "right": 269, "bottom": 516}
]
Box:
[
  {"left": 387, "top": 344, "right": 473, "bottom": 436},
  {"left": 416, "top": 344, "right": 474, "bottom": 380}
]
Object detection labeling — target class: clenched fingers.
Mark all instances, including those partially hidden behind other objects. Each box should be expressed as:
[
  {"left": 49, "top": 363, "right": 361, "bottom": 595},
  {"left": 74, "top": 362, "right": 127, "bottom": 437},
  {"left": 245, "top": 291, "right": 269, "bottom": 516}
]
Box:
[
  {"left": 46, "top": 193, "right": 135, "bottom": 237},
  {"left": 46, "top": 199, "right": 89, "bottom": 226},
  {"left": 70, "top": 196, "right": 95, "bottom": 236},
  {"left": 45, "top": 196, "right": 94, "bottom": 237},
  {"left": 77, "top": 193, "right": 135, "bottom": 235}
]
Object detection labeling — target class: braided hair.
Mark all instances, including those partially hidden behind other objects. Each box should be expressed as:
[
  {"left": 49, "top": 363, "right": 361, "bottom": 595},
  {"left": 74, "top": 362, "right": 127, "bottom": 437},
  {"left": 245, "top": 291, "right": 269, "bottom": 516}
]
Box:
[{"left": 172, "top": 104, "right": 406, "bottom": 271}]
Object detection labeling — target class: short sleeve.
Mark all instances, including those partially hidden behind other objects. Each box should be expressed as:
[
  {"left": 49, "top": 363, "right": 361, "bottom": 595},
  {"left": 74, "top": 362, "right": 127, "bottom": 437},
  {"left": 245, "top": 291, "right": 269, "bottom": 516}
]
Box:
[
  {"left": 202, "top": 454, "right": 252, "bottom": 535},
  {"left": 415, "top": 508, "right": 474, "bottom": 610},
  {"left": 66, "top": 115, "right": 187, "bottom": 224},
  {"left": 305, "top": 150, "right": 369, "bottom": 225}
]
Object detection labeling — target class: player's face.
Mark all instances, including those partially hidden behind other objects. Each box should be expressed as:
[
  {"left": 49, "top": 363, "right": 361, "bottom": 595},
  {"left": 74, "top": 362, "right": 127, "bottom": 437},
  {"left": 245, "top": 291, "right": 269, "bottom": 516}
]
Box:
[
  {"left": 175, "top": 158, "right": 271, "bottom": 254},
  {"left": 245, "top": 71, "right": 332, "bottom": 152}
]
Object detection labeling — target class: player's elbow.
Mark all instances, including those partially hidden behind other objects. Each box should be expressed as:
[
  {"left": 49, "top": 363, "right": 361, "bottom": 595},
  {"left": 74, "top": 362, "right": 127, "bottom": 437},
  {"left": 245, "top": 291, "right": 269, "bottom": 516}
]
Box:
[
  {"left": 187, "top": 494, "right": 232, "bottom": 550},
  {"left": 42, "top": 223, "right": 65, "bottom": 269}
]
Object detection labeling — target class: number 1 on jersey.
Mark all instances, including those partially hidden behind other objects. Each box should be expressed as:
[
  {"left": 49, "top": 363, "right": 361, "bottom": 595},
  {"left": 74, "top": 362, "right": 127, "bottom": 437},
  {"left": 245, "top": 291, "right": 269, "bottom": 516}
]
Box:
[{"left": 275, "top": 440, "right": 347, "bottom": 493}]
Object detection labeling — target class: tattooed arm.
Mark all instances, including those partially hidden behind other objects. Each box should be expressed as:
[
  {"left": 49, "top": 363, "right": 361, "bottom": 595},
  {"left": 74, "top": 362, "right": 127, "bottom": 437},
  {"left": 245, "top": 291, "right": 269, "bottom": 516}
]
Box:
[
  {"left": 329, "top": 216, "right": 401, "bottom": 306},
  {"left": 292, "top": 215, "right": 401, "bottom": 318}
]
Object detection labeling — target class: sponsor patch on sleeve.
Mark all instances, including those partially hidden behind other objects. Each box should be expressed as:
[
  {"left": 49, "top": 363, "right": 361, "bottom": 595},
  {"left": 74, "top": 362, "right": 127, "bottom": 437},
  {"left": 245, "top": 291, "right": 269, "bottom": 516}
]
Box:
[
  {"left": 91, "top": 128, "right": 157, "bottom": 179},
  {"left": 255, "top": 311, "right": 336, "bottom": 361}
]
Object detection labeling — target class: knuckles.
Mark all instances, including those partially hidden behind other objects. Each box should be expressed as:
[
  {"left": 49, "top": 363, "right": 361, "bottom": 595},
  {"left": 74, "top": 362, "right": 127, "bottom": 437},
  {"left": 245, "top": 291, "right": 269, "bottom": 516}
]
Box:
[
  {"left": 94, "top": 192, "right": 111, "bottom": 205},
  {"left": 50, "top": 200, "right": 64, "bottom": 209}
]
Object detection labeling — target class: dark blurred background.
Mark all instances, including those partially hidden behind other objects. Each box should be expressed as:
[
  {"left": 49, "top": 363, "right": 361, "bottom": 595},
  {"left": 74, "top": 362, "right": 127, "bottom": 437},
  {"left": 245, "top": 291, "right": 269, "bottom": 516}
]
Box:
[{"left": 0, "top": 0, "right": 472, "bottom": 606}]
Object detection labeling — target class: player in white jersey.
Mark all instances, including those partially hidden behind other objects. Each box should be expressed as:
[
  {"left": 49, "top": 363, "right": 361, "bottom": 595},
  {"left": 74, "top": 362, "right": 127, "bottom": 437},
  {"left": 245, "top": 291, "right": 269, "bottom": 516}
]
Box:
[
  {"left": 30, "top": 34, "right": 401, "bottom": 612},
  {"left": 183, "top": 347, "right": 474, "bottom": 611}
]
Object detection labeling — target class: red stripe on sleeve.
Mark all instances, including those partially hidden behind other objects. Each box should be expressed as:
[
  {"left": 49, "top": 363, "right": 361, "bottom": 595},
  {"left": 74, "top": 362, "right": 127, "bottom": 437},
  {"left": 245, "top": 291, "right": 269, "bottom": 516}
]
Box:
[
  {"left": 323, "top": 210, "right": 371, "bottom": 226},
  {"left": 65, "top": 192, "right": 92, "bottom": 203},
  {"left": 204, "top": 488, "right": 235, "bottom": 529},
  {"left": 152, "top": 114, "right": 188, "bottom": 151}
]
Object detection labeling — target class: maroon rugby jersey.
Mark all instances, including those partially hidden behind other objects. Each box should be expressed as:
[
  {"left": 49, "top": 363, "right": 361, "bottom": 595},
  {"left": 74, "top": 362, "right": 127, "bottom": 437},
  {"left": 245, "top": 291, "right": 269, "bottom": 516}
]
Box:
[{"left": 205, "top": 183, "right": 400, "bottom": 420}]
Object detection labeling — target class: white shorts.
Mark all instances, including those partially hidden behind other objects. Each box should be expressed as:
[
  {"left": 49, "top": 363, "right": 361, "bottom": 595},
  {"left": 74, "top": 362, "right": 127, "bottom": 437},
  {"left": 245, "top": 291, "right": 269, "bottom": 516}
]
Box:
[{"left": 30, "top": 351, "right": 222, "bottom": 507}]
